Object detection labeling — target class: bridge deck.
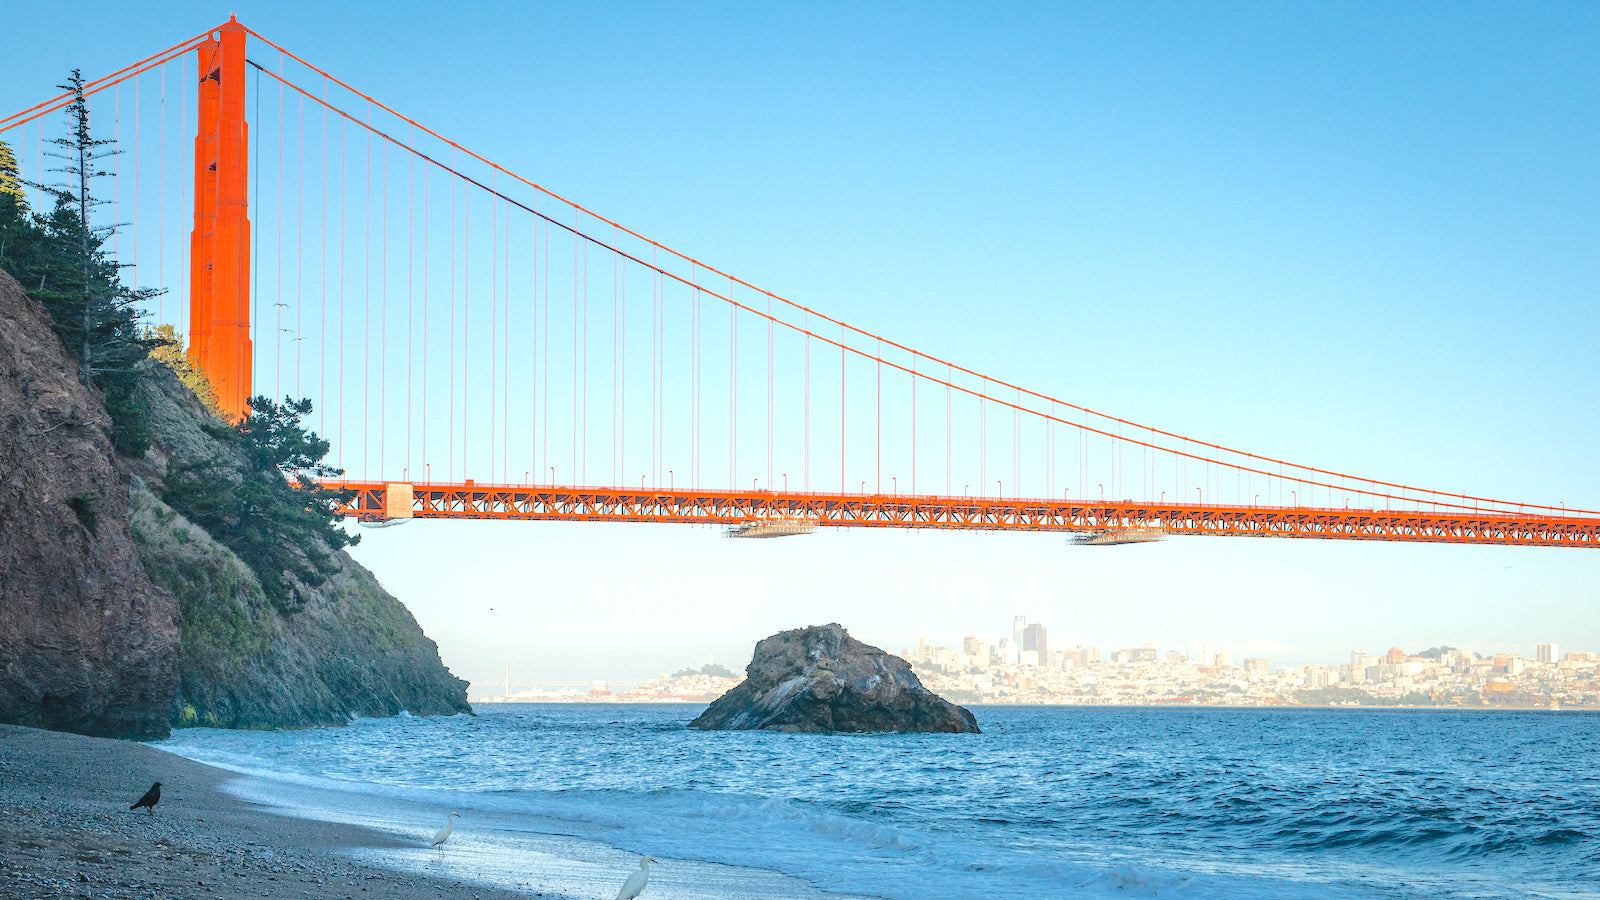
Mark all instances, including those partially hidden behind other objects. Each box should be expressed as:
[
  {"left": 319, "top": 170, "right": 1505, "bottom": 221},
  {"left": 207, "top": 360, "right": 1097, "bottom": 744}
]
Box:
[{"left": 327, "top": 482, "right": 1600, "bottom": 548}]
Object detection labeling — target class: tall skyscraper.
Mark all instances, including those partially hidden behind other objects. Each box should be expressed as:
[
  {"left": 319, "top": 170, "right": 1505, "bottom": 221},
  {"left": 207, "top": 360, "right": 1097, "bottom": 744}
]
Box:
[
  {"left": 1537, "top": 642, "right": 1559, "bottom": 664},
  {"left": 1012, "top": 607, "right": 1028, "bottom": 649},
  {"left": 1022, "top": 623, "right": 1048, "bottom": 666}
]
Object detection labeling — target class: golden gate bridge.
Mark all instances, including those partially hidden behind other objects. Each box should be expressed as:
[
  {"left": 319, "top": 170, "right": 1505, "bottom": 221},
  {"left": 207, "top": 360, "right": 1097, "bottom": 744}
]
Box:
[{"left": 3, "top": 17, "right": 1595, "bottom": 548}]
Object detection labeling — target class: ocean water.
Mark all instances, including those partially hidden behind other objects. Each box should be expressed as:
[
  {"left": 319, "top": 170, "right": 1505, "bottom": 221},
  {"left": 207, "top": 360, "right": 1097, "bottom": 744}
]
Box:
[{"left": 157, "top": 704, "right": 1600, "bottom": 899}]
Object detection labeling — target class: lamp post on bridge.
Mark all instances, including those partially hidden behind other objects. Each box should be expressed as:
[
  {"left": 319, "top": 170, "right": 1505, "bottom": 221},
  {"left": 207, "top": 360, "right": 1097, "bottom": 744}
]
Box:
[
  {"left": 669, "top": 470, "right": 674, "bottom": 490},
  {"left": 996, "top": 480, "right": 1001, "bottom": 499},
  {"left": 549, "top": 466, "right": 555, "bottom": 486},
  {"left": 783, "top": 473, "right": 788, "bottom": 491}
]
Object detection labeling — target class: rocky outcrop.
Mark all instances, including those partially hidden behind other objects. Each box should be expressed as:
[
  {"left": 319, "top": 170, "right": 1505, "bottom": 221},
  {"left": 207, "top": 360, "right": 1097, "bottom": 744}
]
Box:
[
  {"left": 0, "top": 270, "right": 178, "bottom": 740},
  {"left": 690, "top": 624, "right": 980, "bottom": 733},
  {"left": 131, "top": 363, "right": 470, "bottom": 729}
]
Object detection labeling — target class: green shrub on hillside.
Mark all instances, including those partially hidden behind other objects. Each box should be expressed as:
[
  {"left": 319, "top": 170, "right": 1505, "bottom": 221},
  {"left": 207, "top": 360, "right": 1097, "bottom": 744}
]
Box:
[{"left": 163, "top": 395, "right": 358, "bottom": 612}]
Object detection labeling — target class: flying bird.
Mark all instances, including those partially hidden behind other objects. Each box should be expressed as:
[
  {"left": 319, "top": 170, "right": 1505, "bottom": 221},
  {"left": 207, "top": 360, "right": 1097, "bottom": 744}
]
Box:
[
  {"left": 130, "top": 782, "right": 161, "bottom": 813},
  {"left": 614, "top": 856, "right": 654, "bottom": 900},
  {"left": 431, "top": 812, "right": 460, "bottom": 854}
]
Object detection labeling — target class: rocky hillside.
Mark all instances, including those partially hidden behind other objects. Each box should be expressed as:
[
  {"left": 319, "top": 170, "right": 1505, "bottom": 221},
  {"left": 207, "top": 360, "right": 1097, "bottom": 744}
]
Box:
[
  {"left": 0, "top": 269, "right": 177, "bottom": 739},
  {"left": 691, "top": 623, "right": 981, "bottom": 733},
  {"left": 0, "top": 265, "right": 470, "bottom": 737},
  {"left": 129, "top": 343, "right": 471, "bottom": 730}
]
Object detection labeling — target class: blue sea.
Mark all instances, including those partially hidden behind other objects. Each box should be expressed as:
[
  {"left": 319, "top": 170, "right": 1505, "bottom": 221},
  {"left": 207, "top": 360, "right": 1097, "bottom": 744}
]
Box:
[{"left": 156, "top": 704, "right": 1600, "bottom": 899}]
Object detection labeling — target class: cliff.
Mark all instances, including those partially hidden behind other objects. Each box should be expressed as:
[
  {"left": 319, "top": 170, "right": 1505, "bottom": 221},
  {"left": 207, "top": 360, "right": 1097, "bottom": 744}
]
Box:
[
  {"left": 0, "top": 263, "right": 469, "bottom": 737},
  {"left": 0, "top": 270, "right": 177, "bottom": 739},
  {"left": 130, "top": 358, "right": 471, "bottom": 729},
  {"left": 690, "top": 623, "right": 981, "bottom": 733}
]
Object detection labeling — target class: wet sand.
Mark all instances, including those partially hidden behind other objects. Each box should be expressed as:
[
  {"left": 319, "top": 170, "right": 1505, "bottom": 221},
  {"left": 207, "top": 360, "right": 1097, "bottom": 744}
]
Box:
[{"left": 0, "top": 723, "right": 545, "bottom": 900}]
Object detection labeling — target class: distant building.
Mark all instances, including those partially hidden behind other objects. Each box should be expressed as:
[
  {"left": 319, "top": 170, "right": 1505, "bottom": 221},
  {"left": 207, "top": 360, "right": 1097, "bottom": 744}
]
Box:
[
  {"left": 1537, "top": 642, "right": 1559, "bottom": 664},
  {"left": 1166, "top": 650, "right": 1188, "bottom": 663},
  {"left": 1012, "top": 608, "right": 1028, "bottom": 649},
  {"left": 1243, "top": 657, "right": 1269, "bottom": 673},
  {"left": 1214, "top": 650, "right": 1232, "bottom": 668},
  {"left": 1022, "top": 623, "right": 1048, "bottom": 665},
  {"left": 1351, "top": 649, "right": 1372, "bottom": 670},
  {"left": 962, "top": 634, "right": 983, "bottom": 656},
  {"left": 1128, "top": 647, "right": 1158, "bottom": 662},
  {"left": 1386, "top": 647, "right": 1405, "bottom": 664}
]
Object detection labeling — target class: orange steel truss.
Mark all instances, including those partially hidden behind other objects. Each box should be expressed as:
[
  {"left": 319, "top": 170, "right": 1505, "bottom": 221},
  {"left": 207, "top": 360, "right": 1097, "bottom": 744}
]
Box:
[
  {"left": 328, "top": 482, "right": 1600, "bottom": 549},
  {"left": 188, "top": 18, "right": 252, "bottom": 421}
]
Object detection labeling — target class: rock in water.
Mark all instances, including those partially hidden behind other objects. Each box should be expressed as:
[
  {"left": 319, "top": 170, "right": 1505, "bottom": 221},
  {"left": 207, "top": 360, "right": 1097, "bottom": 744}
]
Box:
[{"left": 689, "top": 624, "right": 980, "bottom": 733}]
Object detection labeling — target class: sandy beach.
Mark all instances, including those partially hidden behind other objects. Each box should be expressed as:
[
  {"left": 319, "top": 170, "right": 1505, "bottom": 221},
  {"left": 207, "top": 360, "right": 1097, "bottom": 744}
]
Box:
[{"left": 0, "top": 723, "right": 543, "bottom": 900}]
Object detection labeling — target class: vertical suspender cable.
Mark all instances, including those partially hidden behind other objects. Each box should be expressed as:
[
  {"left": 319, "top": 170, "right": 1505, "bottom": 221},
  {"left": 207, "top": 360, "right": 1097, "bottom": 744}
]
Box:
[
  {"left": 463, "top": 174, "right": 470, "bottom": 478},
  {"left": 616, "top": 227, "right": 623, "bottom": 488},
  {"left": 380, "top": 115, "right": 387, "bottom": 479},
  {"left": 275, "top": 63, "right": 283, "bottom": 399},
  {"left": 407, "top": 123, "right": 412, "bottom": 477},
  {"left": 542, "top": 214, "right": 549, "bottom": 483},
  {"left": 449, "top": 148, "right": 455, "bottom": 480},
  {"left": 363, "top": 104, "right": 371, "bottom": 476},
  {"left": 572, "top": 211, "right": 578, "bottom": 484},
  {"left": 320, "top": 78, "right": 327, "bottom": 439},
  {"left": 503, "top": 196, "right": 509, "bottom": 481},
  {"left": 159, "top": 65, "right": 165, "bottom": 322},
  {"left": 133, "top": 75, "right": 139, "bottom": 284},
  {"left": 491, "top": 176, "right": 497, "bottom": 481},
  {"left": 422, "top": 143, "right": 429, "bottom": 478},
  {"left": 339, "top": 112, "right": 346, "bottom": 467}
]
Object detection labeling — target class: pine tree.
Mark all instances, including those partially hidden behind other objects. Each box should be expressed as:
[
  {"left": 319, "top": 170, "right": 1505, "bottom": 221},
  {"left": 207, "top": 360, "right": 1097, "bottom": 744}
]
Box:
[
  {"left": 0, "top": 139, "right": 27, "bottom": 213},
  {"left": 25, "top": 71, "right": 161, "bottom": 456},
  {"left": 164, "top": 396, "right": 360, "bottom": 612},
  {"left": 0, "top": 138, "right": 44, "bottom": 282}
]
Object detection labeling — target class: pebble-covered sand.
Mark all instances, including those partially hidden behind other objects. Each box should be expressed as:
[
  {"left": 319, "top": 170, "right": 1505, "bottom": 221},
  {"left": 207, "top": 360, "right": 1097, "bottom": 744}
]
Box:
[{"left": 0, "top": 723, "right": 551, "bottom": 900}]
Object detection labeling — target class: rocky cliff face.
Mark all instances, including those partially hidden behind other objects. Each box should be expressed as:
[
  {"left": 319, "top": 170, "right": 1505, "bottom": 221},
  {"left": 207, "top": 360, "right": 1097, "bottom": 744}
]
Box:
[
  {"left": 0, "top": 270, "right": 177, "bottom": 739},
  {"left": 690, "top": 624, "right": 980, "bottom": 733},
  {"left": 131, "top": 363, "right": 470, "bottom": 729}
]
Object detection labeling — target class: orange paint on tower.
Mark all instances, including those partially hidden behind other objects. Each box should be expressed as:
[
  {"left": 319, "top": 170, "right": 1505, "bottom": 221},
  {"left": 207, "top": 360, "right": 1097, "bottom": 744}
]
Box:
[{"left": 189, "top": 17, "right": 252, "bottom": 420}]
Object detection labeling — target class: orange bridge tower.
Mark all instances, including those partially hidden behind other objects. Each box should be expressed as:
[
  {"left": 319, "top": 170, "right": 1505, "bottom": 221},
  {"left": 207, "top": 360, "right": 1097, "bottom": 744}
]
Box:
[{"left": 188, "top": 17, "right": 252, "bottom": 420}]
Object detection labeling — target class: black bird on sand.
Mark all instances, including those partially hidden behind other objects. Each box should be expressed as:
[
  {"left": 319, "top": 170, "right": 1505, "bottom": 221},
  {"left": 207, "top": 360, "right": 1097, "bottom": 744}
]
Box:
[{"left": 130, "top": 782, "right": 161, "bottom": 812}]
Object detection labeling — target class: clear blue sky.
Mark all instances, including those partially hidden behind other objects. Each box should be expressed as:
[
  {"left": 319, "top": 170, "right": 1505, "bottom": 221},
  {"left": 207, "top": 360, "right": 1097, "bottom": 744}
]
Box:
[{"left": 6, "top": 2, "right": 1598, "bottom": 683}]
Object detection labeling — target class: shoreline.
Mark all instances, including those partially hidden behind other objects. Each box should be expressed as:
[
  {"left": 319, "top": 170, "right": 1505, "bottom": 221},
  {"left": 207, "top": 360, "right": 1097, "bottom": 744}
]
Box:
[
  {"left": 1, "top": 721, "right": 878, "bottom": 900},
  {"left": 0, "top": 723, "right": 541, "bottom": 900}
]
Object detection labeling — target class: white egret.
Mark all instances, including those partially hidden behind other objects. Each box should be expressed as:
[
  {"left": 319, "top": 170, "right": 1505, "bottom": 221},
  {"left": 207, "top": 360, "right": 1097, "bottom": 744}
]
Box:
[
  {"left": 613, "top": 856, "right": 654, "bottom": 900},
  {"left": 431, "top": 812, "right": 460, "bottom": 855}
]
